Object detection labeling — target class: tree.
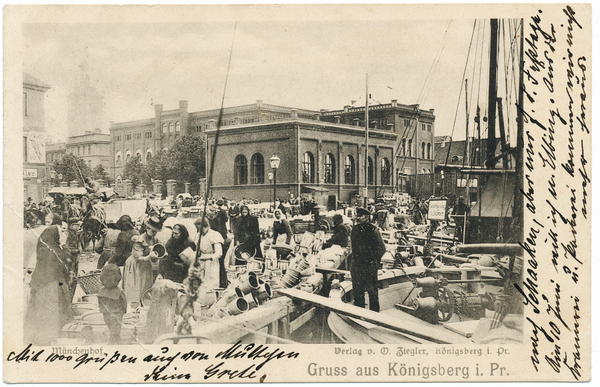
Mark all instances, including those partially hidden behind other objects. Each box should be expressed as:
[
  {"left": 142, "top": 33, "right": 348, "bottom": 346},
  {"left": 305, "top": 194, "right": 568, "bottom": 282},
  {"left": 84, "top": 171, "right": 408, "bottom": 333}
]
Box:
[
  {"left": 145, "top": 134, "right": 206, "bottom": 186},
  {"left": 146, "top": 149, "right": 172, "bottom": 183},
  {"left": 123, "top": 155, "right": 150, "bottom": 189},
  {"left": 169, "top": 134, "right": 206, "bottom": 183},
  {"left": 52, "top": 154, "right": 91, "bottom": 186},
  {"left": 91, "top": 164, "right": 113, "bottom": 186}
]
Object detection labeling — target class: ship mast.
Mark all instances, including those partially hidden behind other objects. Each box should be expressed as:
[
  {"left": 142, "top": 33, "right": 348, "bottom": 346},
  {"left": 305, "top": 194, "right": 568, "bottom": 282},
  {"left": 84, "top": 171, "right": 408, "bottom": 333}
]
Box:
[{"left": 485, "top": 19, "right": 499, "bottom": 169}]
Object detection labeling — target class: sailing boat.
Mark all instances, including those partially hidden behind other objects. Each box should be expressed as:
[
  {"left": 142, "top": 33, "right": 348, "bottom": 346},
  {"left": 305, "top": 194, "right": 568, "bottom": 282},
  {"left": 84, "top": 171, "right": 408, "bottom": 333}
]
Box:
[{"left": 280, "top": 18, "right": 525, "bottom": 345}]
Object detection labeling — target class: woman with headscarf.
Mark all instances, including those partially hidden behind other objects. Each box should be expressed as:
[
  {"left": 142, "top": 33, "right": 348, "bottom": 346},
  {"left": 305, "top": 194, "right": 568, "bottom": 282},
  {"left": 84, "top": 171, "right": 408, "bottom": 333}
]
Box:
[
  {"left": 159, "top": 224, "right": 196, "bottom": 283},
  {"left": 272, "top": 209, "right": 292, "bottom": 245},
  {"left": 193, "top": 217, "right": 224, "bottom": 290},
  {"left": 97, "top": 215, "right": 140, "bottom": 269},
  {"left": 24, "top": 223, "right": 74, "bottom": 345},
  {"left": 122, "top": 216, "right": 162, "bottom": 306},
  {"left": 234, "top": 205, "right": 263, "bottom": 260}
]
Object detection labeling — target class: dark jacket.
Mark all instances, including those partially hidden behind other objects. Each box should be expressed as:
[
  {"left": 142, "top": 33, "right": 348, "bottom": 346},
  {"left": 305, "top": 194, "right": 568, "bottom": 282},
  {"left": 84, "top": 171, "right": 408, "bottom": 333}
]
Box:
[
  {"left": 235, "top": 214, "right": 263, "bottom": 258},
  {"left": 210, "top": 208, "right": 229, "bottom": 240},
  {"left": 159, "top": 238, "right": 196, "bottom": 283},
  {"left": 107, "top": 229, "right": 140, "bottom": 267},
  {"left": 272, "top": 218, "right": 293, "bottom": 245},
  {"left": 323, "top": 223, "right": 350, "bottom": 249},
  {"left": 350, "top": 222, "right": 386, "bottom": 272}
]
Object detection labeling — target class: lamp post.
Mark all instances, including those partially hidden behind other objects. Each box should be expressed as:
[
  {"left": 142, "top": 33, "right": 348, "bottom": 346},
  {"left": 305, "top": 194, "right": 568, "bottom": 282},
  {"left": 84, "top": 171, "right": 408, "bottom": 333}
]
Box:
[
  {"left": 270, "top": 155, "right": 280, "bottom": 212},
  {"left": 268, "top": 172, "right": 274, "bottom": 211}
]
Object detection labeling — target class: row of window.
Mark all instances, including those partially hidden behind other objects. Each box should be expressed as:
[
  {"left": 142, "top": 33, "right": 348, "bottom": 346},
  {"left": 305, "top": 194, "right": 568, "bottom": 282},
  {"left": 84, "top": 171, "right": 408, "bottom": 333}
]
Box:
[
  {"left": 399, "top": 140, "right": 432, "bottom": 159},
  {"left": 115, "top": 147, "right": 167, "bottom": 167},
  {"left": 232, "top": 152, "right": 392, "bottom": 186},
  {"left": 162, "top": 122, "right": 181, "bottom": 133},
  {"left": 114, "top": 131, "right": 152, "bottom": 142}
]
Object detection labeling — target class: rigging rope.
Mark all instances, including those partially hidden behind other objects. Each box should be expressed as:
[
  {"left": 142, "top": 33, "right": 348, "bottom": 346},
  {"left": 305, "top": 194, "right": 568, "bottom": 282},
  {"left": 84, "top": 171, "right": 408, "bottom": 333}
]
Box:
[
  {"left": 177, "top": 21, "right": 238, "bottom": 336},
  {"left": 443, "top": 19, "right": 478, "bottom": 168}
]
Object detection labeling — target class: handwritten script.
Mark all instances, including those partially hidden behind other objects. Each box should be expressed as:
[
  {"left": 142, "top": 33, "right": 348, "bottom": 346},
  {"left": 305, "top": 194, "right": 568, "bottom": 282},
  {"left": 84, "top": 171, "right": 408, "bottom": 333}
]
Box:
[
  {"left": 517, "top": 5, "right": 588, "bottom": 381},
  {"left": 7, "top": 341, "right": 300, "bottom": 382}
]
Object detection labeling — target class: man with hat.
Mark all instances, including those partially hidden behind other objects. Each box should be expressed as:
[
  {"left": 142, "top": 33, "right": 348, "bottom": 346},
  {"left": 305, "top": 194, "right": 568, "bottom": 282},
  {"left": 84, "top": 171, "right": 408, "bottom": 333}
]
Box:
[{"left": 350, "top": 207, "right": 386, "bottom": 312}]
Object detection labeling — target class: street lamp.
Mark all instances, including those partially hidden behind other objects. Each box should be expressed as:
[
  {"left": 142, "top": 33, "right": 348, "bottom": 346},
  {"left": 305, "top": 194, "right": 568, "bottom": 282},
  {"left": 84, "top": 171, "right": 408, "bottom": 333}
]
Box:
[
  {"left": 270, "top": 155, "right": 280, "bottom": 211},
  {"left": 268, "top": 172, "right": 274, "bottom": 211}
]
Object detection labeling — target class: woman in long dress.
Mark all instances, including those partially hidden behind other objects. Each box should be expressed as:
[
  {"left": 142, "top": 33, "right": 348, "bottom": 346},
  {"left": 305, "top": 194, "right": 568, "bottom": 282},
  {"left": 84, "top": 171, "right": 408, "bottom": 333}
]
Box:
[
  {"left": 159, "top": 224, "right": 196, "bottom": 283},
  {"left": 234, "top": 205, "right": 263, "bottom": 261},
  {"left": 122, "top": 216, "right": 162, "bottom": 307},
  {"left": 193, "top": 217, "right": 224, "bottom": 290},
  {"left": 97, "top": 215, "right": 139, "bottom": 269},
  {"left": 24, "top": 224, "right": 75, "bottom": 345}
]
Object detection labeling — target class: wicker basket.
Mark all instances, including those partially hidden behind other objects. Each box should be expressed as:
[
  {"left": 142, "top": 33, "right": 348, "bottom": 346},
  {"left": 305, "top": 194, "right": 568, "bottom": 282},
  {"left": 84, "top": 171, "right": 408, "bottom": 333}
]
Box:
[{"left": 77, "top": 271, "right": 103, "bottom": 294}]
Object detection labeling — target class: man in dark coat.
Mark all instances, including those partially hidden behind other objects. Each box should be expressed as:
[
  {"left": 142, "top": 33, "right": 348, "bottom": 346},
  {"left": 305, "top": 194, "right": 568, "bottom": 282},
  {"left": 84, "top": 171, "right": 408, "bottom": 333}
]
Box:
[
  {"left": 350, "top": 207, "right": 386, "bottom": 312},
  {"left": 322, "top": 214, "right": 350, "bottom": 249}
]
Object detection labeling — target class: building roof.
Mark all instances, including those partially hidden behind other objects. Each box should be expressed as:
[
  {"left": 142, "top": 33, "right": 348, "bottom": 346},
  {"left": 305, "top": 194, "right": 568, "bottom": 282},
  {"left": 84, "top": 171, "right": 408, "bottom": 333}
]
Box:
[{"left": 23, "top": 73, "right": 51, "bottom": 91}]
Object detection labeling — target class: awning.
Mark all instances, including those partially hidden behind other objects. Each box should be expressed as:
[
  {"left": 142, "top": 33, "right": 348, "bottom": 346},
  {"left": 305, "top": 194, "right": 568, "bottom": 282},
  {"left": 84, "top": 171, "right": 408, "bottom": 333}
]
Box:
[
  {"left": 301, "top": 186, "right": 329, "bottom": 192},
  {"left": 47, "top": 187, "right": 87, "bottom": 196}
]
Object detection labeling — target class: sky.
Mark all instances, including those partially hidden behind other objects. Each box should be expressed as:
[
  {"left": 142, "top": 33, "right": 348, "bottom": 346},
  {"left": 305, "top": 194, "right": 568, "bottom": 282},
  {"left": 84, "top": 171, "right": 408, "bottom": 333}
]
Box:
[{"left": 23, "top": 13, "right": 521, "bottom": 144}]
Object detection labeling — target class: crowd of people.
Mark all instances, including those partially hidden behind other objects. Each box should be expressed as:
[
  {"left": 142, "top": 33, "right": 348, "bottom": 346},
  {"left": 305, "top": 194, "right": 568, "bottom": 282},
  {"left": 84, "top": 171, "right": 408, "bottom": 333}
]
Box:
[{"left": 24, "top": 189, "right": 471, "bottom": 345}]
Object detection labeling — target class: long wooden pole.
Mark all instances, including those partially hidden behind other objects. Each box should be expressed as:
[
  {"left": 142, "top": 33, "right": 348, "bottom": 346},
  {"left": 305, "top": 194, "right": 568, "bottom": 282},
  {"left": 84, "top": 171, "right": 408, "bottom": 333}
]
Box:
[{"left": 364, "top": 73, "right": 369, "bottom": 207}]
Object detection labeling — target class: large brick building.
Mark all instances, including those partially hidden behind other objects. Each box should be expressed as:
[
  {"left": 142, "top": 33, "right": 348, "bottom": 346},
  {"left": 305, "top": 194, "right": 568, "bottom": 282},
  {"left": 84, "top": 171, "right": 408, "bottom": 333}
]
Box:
[
  {"left": 320, "top": 101, "right": 436, "bottom": 182},
  {"left": 109, "top": 100, "right": 442, "bottom": 202},
  {"left": 109, "top": 100, "right": 320, "bottom": 180},
  {"left": 205, "top": 112, "right": 397, "bottom": 203}
]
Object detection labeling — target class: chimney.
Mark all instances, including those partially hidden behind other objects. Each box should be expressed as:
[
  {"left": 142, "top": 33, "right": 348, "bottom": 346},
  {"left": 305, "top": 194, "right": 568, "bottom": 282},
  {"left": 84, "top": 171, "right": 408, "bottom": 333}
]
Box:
[
  {"left": 344, "top": 105, "right": 350, "bottom": 113},
  {"left": 291, "top": 109, "right": 298, "bottom": 119},
  {"left": 155, "top": 104, "right": 163, "bottom": 115},
  {"left": 256, "top": 100, "right": 263, "bottom": 107},
  {"left": 391, "top": 99, "right": 397, "bottom": 107},
  {"left": 179, "top": 100, "right": 188, "bottom": 111}
]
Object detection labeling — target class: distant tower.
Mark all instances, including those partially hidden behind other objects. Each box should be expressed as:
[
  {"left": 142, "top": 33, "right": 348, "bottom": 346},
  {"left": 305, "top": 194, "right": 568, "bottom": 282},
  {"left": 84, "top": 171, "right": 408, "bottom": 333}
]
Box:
[{"left": 67, "top": 55, "right": 104, "bottom": 137}]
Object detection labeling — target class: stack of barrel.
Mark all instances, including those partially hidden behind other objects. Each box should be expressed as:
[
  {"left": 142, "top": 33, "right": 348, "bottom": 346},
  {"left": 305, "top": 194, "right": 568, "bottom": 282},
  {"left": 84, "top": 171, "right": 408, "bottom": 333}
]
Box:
[{"left": 206, "top": 271, "right": 273, "bottom": 318}]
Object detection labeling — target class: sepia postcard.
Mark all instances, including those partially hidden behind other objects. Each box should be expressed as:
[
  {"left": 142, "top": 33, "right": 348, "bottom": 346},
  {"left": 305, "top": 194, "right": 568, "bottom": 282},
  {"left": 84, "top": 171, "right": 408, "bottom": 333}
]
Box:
[{"left": 4, "top": 3, "right": 592, "bottom": 383}]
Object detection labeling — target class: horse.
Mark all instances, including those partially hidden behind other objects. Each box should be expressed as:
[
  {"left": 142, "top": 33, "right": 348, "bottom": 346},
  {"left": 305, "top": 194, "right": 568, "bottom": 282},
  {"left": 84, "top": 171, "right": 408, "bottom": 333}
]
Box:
[{"left": 80, "top": 203, "right": 107, "bottom": 251}]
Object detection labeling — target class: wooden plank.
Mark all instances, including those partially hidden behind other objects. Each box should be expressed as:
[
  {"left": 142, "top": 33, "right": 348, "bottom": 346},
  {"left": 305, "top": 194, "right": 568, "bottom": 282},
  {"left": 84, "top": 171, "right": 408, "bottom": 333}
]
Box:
[
  {"left": 278, "top": 288, "right": 472, "bottom": 344},
  {"left": 289, "top": 307, "right": 317, "bottom": 333},
  {"left": 316, "top": 267, "right": 351, "bottom": 276},
  {"left": 191, "top": 297, "right": 296, "bottom": 343}
]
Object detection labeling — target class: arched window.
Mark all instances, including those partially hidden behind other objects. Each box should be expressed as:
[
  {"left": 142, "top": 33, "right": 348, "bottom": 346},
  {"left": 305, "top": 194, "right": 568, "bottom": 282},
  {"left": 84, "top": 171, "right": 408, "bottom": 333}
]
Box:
[
  {"left": 381, "top": 158, "right": 391, "bottom": 185},
  {"left": 324, "top": 153, "right": 336, "bottom": 184},
  {"left": 169, "top": 122, "right": 174, "bottom": 133},
  {"left": 302, "top": 152, "right": 314, "bottom": 183},
  {"left": 250, "top": 153, "right": 264, "bottom": 184},
  {"left": 344, "top": 155, "right": 355, "bottom": 184},
  {"left": 135, "top": 149, "right": 142, "bottom": 161},
  {"left": 162, "top": 147, "right": 169, "bottom": 153},
  {"left": 175, "top": 121, "right": 181, "bottom": 132},
  {"left": 234, "top": 155, "right": 248, "bottom": 185},
  {"left": 146, "top": 148, "right": 153, "bottom": 164},
  {"left": 115, "top": 151, "right": 122, "bottom": 166},
  {"left": 407, "top": 140, "right": 413, "bottom": 157},
  {"left": 162, "top": 123, "right": 168, "bottom": 133},
  {"left": 427, "top": 143, "right": 431, "bottom": 159},
  {"left": 421, "top": 142, "right": 426, "bottom": 159},
  {"left": 125, "top": 153, "right": 131, "bottom": 164},
  {"left": 368, "top": 157, "right": 374, "bottom": 185}
]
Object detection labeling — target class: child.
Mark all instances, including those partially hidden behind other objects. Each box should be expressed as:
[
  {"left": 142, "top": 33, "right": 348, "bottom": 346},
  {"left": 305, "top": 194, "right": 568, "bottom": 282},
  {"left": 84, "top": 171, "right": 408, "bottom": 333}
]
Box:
[{"left": 97, "top": 264, "right": 127, "bottom": 344}]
